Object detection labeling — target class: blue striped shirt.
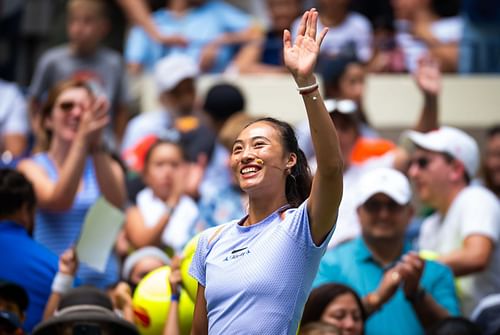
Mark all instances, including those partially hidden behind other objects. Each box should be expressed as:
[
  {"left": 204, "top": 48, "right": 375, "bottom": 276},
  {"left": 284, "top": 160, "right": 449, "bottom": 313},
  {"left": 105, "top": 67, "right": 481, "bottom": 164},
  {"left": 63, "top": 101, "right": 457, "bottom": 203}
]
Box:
[{"left": 32, "top": 153, "right": 119, "bottom": 288}]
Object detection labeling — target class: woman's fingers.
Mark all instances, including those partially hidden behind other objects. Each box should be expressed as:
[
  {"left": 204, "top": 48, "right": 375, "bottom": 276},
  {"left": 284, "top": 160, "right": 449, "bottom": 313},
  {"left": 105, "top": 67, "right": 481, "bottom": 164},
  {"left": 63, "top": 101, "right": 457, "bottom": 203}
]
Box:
[
  {"left": 297, "top": 10, "right": 309, "bottom": 37},
  {"left": 317, "top": 27, "right": 328, "bottom": 47},
  {"left": 307, "top": 9, "right": 317, "bottom": 39},
  {"left": 283, "top": 29, "right": 292, "bottom": 50}
]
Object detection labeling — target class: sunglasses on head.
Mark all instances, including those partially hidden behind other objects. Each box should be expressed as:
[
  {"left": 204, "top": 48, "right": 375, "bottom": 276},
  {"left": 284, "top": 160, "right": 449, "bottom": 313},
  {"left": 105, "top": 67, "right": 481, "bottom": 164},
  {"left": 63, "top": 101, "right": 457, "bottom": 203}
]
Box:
[
  {"left": 325, "top": 99, "right": 357, "bottom": 115},
  {"left": 363, "top": 198, "right": 404, "bottom": 214}
]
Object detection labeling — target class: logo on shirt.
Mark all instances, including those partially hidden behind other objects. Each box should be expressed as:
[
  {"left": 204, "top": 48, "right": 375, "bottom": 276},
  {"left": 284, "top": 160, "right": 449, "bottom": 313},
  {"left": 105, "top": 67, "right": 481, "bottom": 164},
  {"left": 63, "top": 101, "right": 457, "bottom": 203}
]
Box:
[{"left": 223, "top": 247, "right": 251, "bottom": 262}]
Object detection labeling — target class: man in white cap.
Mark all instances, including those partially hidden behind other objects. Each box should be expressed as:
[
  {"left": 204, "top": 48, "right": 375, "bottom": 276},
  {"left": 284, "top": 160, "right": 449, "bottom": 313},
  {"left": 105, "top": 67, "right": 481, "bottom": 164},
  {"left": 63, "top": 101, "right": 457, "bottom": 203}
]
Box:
[
  {"left": 314, "top": 168, "right": 459, "bottom": 335},
  {"left": 121, "top": 54, "right": 200, "bottom": 157},
  {"left": 406, "top": 126, "right": 500, "bottom": 315}
]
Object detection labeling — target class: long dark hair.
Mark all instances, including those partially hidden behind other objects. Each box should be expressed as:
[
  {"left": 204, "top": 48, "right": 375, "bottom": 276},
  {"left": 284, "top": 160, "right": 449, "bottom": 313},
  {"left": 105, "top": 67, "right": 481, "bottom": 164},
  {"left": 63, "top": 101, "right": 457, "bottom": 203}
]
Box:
[
  {"left": 245, "top": 117, "right": 312, "bottom": 208},
  {"left": 301, "top": 283, "right": 367, "bottom": 330}
]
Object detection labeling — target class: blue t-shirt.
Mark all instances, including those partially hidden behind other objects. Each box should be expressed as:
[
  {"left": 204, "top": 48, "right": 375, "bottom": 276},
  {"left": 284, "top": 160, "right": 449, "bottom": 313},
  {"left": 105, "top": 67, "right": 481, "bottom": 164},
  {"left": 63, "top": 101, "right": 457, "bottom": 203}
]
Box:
[
  {"left": 0, "top": 221, "right": 59, "bottom": 333},
  {"left": 314, "top": 238, "right": 460, "bottom": 335},
  {"left": 32, "top": 153, "right": 119, "bottom": 289},
  {"left": 125, "top": 0, "right": 251, "bottom": 72},
  {"left": 190, "top": 201, "right": 334, "bottom": 335}
]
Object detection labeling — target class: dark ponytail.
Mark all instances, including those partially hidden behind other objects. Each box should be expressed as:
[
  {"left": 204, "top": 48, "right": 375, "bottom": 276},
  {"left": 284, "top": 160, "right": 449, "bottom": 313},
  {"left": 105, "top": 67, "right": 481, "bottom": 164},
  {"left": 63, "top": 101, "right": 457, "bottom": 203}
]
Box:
[{"left": 246, "top": 117, "right": 312, "bottom": 208}]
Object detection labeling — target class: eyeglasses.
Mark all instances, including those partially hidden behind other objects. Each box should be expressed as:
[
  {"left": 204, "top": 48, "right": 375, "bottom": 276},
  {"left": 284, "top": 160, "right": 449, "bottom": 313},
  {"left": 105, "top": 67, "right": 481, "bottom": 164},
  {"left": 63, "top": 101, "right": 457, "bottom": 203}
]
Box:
[
  {"left": 409, "top": 157, "right": 430, "bottom": 170},
  {"left": 363, "top": 199, "right": 404, "bottom": 214},
  {"left": 324, "top": 99, "right": 358, "bottom": 115}
]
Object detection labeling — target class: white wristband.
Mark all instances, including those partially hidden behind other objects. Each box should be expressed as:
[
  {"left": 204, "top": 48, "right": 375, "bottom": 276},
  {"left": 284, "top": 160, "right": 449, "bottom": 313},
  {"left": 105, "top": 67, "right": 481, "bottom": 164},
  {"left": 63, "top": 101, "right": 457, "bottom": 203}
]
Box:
[
  {"left": 51, "top": 272, "right": 74, "bottom": 294},
  {"left": 296, "top": 82, "right": 319, "bottom": 93}
]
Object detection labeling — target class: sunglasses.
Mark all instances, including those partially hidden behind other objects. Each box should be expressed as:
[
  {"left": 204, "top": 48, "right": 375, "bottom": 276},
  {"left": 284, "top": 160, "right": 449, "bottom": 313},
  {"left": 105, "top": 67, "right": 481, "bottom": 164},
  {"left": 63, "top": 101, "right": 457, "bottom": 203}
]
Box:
[
  {"left": 363, "top": 199, "right": 404, "bottom": 214},
  {"left": 57, "top": 101, "right": 84, "bottom": 113},
  {"left": 409, "top": 157, "right": 430, "bottom": 170},
  {"left": 324, "top": 99, "right": 358, "bottom": 115}
]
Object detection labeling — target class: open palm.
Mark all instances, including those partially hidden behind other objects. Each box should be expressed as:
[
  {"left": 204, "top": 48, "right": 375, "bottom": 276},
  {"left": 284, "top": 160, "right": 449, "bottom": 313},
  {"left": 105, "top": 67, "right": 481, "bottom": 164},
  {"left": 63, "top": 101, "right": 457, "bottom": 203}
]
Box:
[{"left": 283, "top": 9, "right": 328, "bottom": 84}]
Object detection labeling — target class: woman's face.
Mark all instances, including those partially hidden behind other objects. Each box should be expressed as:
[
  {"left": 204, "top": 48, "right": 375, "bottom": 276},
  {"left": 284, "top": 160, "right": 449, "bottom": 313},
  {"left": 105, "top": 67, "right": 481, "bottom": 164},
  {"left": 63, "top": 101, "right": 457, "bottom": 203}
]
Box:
[
  {"left": 130, "top": 257, "right": 166, "bottom": 285},
  {"left": 47, "top": 87, "right": 92, "bottom": 142},
  {"left": 485, "top": 133, "right": 500, "bottom": 191},
  {"left": 339, "top": 63, "right": 365, "bottom": 103},
  {"left": 144, "top": 143, "right": 185, "bottom": 200},
  {"left": 321, "top": 293, "right": 364, "bottom": 335},
  {"left": 230, "top": 121, "right": 294, "bottom": 196}
]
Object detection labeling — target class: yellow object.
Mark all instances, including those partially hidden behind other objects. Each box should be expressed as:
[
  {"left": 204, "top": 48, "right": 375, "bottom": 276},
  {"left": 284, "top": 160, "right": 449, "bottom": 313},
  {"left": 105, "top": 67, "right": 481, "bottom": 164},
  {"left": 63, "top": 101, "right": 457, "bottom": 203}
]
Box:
[
  {"left": 181, "top": 234, "right": 201, "bottom": 301},
  {"left": 132, "top": 266, "right": 194, "bottom": 335},
  {"left": 418, "top": 250, "right": 439, "bottom": 261}
]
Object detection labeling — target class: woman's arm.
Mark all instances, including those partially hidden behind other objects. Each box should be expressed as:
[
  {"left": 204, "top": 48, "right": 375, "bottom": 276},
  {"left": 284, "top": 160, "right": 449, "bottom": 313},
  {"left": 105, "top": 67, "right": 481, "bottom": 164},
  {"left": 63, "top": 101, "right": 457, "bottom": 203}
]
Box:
[
  {"left": 283, "top": 9, "right": 343, "bottom": 245},
  {"left": 92, "top": 151, "right": 126, "bottom": 209},
  {"left": 191, "top": 284, "right": 208, "bottom": 335},
  {"left": 124, "top": 206, "right": 173, "bottom": 248}
]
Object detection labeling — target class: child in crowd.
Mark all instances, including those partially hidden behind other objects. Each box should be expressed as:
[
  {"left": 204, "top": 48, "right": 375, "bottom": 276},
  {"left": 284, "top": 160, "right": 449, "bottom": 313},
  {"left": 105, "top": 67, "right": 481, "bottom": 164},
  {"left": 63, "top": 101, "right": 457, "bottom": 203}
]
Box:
[{"left": 29, "top": 0, "right": 130, "bottom": 150}]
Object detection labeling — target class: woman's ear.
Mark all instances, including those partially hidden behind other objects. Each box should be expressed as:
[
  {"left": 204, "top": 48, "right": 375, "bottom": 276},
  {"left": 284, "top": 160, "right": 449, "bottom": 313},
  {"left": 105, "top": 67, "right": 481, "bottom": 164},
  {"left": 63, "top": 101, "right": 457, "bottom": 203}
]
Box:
[{"left": 286, "top": 153, "right": 298, "bottom": 169}]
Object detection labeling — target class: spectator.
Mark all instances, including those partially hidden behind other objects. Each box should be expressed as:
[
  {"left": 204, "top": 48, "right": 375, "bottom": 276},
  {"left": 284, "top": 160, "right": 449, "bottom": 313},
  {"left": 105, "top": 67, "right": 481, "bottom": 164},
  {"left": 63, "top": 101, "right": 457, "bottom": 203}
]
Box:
[
  {"left": 392, "top": 0, "right": 463, "bottom": 72},
  {"left": 125, "top": 140, "right": 199, "bottom": 253},
  {"left": 459, "top": 0, "right": 500, "bottom": 73},
  {"left": 122, "top": 55, "right": 231, "bottom": 201},
  {"left": 300, "top": 321, "right": 342, "bottom": 335},
  {"left": 301, "top": 283, "right": 366, "bottom": 335},
  {"left": 17, "top": 79, "right": 126, "bottom": 289},
  {"left": 427, "top": 317, "right": 483, "bottom": 335},
  {"left": 233, "top": 0, "right": 302, "bottom": 74},
  {"left": 33, "top": 286, "right": 139, "bottom": 335},
  {"left": 0, "top": 281, "right": 29, "bottom": 334},
  {"left": 0, "top": 169, "right": 59, "bottom": 332},
  {"left": 29, "top": 0, "right": 130, "bottom": 149},
  {"left": 471, "top": 294, "right": 500, "bottom": 335},
  {"left": 297, "top": 56, "right": 441, "bottom": 247},
  {"left": 406, "top": 126, "right": 500, "bottom": 315},
  {"left": 122, "top": 247, "right": 170, "bottom": 292},
  {"left": 315, "top": 168, "right": 459, "bottom": 335},
  {"left": 0, "top": 80, "right": 30, "bottom": 164},
  {"left": 483, "top": 125, "right": 500, "bottom": 198},
  {"left": 291, "top": 0, "right": 373, "bottom": 62},
  {"left": 125, "top": 0, "right": 259, "bottom": 74}
]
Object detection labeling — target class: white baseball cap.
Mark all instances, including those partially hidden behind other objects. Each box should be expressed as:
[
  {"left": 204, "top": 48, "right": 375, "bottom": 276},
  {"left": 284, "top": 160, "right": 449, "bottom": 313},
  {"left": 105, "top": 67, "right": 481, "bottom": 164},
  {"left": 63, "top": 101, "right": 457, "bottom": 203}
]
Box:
[
  {"left": 403, "top": 126, "right": 479, "bottom": 178},
  {"left": 154, "top": 55, "right": 199, "bottom": 93},
  {"left": 355, "top": 168, "right": 412, "bottom": 207}
]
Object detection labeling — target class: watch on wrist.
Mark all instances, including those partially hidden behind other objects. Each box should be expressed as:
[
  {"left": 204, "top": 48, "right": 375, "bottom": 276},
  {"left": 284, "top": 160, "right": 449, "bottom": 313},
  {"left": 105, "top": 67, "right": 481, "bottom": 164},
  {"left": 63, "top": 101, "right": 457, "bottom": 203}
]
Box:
[{"left": 406, "top": 286, "right": 426, "bottom": 304}]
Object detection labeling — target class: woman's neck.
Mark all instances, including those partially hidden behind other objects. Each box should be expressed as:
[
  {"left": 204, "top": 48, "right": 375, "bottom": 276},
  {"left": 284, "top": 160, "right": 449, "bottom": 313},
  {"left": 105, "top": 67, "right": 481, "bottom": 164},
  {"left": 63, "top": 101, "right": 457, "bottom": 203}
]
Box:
[
  {"left": 48, "top": 140, "right": 74, "bottom": 168},
  {"left": 245, "top": 193, "right": 288, "bottom": 226}
]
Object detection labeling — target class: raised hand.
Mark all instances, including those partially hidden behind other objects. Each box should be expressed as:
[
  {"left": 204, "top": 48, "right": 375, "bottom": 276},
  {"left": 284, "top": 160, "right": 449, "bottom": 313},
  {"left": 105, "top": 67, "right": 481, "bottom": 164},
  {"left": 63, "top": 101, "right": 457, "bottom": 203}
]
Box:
[
  {"left": 283, "top": 9, "right": 328, "bottom": 85},
  {"left": 59, "top": 247, "right": 78, "bottom": 276},
  {"left": 414, "top": 55, "right": 441, "bottom": 97}
]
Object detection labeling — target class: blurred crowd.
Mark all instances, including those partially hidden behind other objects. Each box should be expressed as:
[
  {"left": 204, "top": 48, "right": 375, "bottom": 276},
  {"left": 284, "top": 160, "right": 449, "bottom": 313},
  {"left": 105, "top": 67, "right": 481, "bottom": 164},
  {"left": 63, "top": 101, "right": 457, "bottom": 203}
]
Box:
[{"left": 0, "top": 0, "right": 499, "bottom": 335}]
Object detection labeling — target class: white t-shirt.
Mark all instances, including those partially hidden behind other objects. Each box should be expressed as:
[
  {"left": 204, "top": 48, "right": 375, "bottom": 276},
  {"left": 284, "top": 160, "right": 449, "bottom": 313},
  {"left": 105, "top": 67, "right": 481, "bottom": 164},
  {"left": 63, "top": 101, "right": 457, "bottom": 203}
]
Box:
[
  {"left": 328, "top": 153, "right": 395, "bottom": 248},
  {"left": 418, "top": 185, "right": 500, "bottom": 315},
  {"left": 395, "top": 17, "right": 463, "bottom": 72},
  {"left": 136, "top": 188, "right": 199, "bottom": 254},
  {"left": 291, "top": 12, "right": 373, "bottom": 62},
  {"left": 0, "top": 80, "right": 29, "bottom": 139}
]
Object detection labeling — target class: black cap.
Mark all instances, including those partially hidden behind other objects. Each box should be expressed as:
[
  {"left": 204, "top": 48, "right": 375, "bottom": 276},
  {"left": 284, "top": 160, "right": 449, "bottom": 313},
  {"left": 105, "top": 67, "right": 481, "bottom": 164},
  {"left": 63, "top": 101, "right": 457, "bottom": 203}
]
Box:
[
  {"left": 203, "top": 83, "right": 245, "bottom": 122},
  {"left": 33, "top": 286, "right": 139, "bottom": 335},
  {"left": 0, "top": 280, "right": 29, "bottom": 311}
]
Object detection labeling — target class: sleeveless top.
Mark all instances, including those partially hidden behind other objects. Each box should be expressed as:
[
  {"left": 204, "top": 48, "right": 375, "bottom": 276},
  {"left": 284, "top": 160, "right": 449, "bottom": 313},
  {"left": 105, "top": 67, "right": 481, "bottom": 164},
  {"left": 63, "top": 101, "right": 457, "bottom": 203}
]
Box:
[{"left": 32, "top": 153, "right": 119, "bottom": 288}]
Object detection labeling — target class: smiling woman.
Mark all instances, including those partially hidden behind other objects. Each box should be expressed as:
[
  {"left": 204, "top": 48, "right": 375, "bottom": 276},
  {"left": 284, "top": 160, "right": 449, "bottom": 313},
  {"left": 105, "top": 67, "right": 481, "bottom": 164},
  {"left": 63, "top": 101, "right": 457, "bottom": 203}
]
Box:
[
  {"left": 17, "top": 79, "right": 126, "bottom": 289},
  {"left": 189, "top": 9, "right": 344, "bottom": 335}
]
